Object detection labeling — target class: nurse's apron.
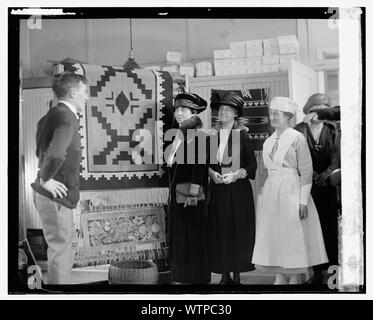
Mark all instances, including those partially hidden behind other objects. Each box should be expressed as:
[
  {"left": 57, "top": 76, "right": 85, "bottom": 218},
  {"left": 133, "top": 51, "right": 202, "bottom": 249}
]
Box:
[{"left": 252, "top": 129, "right": 328, "bottom": 269}]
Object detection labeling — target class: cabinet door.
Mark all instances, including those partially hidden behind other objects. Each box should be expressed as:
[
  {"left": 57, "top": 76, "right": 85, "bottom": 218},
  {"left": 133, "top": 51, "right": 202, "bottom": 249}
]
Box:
[
  {"left": 288, "top": 60, "right": 324, "bottom": 123},
  {"left": 22, "top": 88, "right": 53, "bottom": 230}
]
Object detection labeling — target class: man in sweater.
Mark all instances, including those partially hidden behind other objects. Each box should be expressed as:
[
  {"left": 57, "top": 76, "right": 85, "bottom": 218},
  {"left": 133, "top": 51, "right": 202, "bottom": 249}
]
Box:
[{"left": 31, "top": 72, "right": 89, "bottom": 284}]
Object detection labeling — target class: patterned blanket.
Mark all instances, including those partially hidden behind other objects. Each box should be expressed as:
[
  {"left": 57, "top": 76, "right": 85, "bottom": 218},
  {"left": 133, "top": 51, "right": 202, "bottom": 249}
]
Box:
[
  {"left": 211, "top": 88, "right": 271, "bottom": 150},
  {"left": 57, "top": 62, "right": 173, "bottom": 190},
  {"left": 54, "top": 63, "right": 173, "bottom": 267}
]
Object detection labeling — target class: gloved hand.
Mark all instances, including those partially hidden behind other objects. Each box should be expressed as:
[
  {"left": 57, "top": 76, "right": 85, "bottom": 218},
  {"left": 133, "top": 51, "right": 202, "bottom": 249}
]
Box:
[
  {"left": 303, "top": 112, "right": 320, "bottom": 124},
  {"left": 184, "top": 196, "right": 198, "bottom": 208},
  {"left": 209, "top": 169, "right": 223, "bottom": 184},
  {"left": 313, "top": 171, "right": 320, "bottom": 184},
  {"left": 222, "top": 172, "right": 237, "bottom": 184},
  {"left": 318, "top": 169, "right": 332, "bottom": 187},
  {"left": 222, "top": 169, "right": 247, "bottom": 184}
]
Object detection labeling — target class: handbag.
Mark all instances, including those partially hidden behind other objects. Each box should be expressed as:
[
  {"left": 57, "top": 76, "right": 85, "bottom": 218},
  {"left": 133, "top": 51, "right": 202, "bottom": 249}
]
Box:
[{"left": 175, "top": 183, "right": 205, "bottom": 204}]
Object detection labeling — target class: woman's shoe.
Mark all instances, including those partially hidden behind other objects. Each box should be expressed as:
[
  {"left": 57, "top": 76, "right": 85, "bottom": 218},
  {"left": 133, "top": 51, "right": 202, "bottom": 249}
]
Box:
[
  {"left": 233, "top": 273, "right": 241, "bottom": 285},
  {"left": 219, "top": 273, "right": 233, "bottom": 285}
]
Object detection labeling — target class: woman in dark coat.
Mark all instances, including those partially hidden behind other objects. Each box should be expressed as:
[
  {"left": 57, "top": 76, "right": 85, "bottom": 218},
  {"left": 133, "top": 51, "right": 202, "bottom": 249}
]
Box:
[
  {"left": 294, "top": 93, "right": 341, "bottom": 284},
  {"left": 208, "top": 92, "right": 257, "bottom": 285},
  {"left": 166, "top": 92, "right": 210, "bottom": 284}
]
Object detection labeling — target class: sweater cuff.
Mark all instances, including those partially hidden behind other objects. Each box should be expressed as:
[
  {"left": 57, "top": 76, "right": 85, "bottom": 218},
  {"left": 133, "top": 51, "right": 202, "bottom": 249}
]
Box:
[{"left": 300, "top": 183, "right": 312, "bottom": 205}]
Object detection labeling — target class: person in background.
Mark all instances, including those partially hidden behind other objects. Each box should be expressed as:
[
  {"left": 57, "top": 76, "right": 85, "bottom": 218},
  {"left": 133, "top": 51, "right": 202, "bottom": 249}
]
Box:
[
  {"left": 208, "top": 92, "right": 257, "bottom": 285},
  {"left": 166, "top": 92, "right": 210, "bottom": 284},
  {"left": 252, "top": 97, "right": 328, "bottom": 285},
  {"left": 31, "top": 72, "right": 89, "bottom": 284},
  {"left": 294, "top": 93, "right": 341, "bottom": 284}
]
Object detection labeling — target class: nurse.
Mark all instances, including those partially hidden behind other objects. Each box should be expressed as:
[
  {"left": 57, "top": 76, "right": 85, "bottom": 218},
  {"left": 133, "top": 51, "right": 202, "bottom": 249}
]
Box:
[{"left": 252, "top": 97, "right": 328, "bottom": 285}]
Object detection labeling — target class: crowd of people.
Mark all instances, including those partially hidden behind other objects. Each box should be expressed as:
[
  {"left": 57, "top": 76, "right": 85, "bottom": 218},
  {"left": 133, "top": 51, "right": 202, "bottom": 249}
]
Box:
[
  {"left": 166, "top": 91, "right": 341, "bottom": 286},
  {"left": 31, "top": 71, "right": 341, "bottom": 286}
]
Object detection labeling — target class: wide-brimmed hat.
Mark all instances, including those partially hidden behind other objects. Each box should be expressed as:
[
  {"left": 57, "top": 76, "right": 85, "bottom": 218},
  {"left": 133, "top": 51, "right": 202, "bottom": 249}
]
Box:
[
  {"left": 173, "top": 92, "right": 207, "bottom": 114},
  {"left": 210, "top": 91, "right": 244, "bottom": 116},
  {"left": 303, "top": 93, "right": 331, "bottom": 114}
]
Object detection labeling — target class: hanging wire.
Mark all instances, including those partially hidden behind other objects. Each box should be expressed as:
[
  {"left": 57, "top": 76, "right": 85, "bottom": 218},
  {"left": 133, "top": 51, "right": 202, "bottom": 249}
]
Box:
[
  {"left": 123, "top": 18, "right": 140, "bottom": 69},
  {"left": 130, "top": 19, "right": 133, "bottom": 50}
]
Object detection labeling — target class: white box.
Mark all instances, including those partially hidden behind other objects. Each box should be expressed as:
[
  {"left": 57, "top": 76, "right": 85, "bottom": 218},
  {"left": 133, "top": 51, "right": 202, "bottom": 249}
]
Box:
[
  {"left": 263, "top": 38, "right": 280, "bottom": 56},
  {"left": 161, "top": 64, "right": 179, "bottom": 73},
  {"left": 279, "top": 53, "right": 300, "bottom": 64},
  {"left": 144, "top": 65, "right": 161, "bottom": 71},
  {"left": 262, "top": 64, "right": 280, "bottom": 73},
  {"left": 179, "top": 63, "right": 195, "bottom": 77},
  {"left": 231, "top": 58, "right": 247, "bottom": 68},
  {"left": 166, "top": 51, "right": 182, "bottom": 64},
  {"left": 278, "top": 35, "right": 300, "bottom": 54},
  {"left": 214, "top": 59, "right": 232, "bottom": 76},
  {"left": 262, "top": 55, "right": 280, "bottom": 65},
  {"left": 230, "top": 49, "right": 246, "bottom": 59},
  {"left": 195, "top": 61, "right": 213, "bottom": 77},
  {"left": 246, "top": 57, "right": 262, "bottom": 66},
  {"left": 247, "top": 64, "right": 263, "bottom": 74},
  {"left": 230, "top": 41, "right": 246, "bottom": 51},
  {"left": 214, "top": 59, "right": 231, "bottom": 68},
  {"left": 246, "top": 40, "right": 263, "bottom": 56},
  {"left": 231, "top": 66, "right": 248, "bottom": 75},
  {"left": 214, "top": 49, "right": 231, "bottom": 60},
  {"left": 215, "top": 66, "right": 233, "bottom": 76}
]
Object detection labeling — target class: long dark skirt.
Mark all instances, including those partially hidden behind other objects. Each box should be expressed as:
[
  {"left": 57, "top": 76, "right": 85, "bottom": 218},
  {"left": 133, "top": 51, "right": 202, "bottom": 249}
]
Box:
[
  {"left": 169, "top": 200, "right": 210, "bottom": 284},
  {"left": 312, "top": 184, "right": 339, "bottom": 267},
  {"left": 208, "top": 179, "right": 256, "bottom": 273}
]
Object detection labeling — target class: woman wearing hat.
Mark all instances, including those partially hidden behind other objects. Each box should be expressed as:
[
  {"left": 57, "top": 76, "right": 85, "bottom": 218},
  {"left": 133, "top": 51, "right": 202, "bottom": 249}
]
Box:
[
  {"left": 294, "top": 93, "right": 341, "bottom": 284},
  {"left": 208, "top": 91, "right": 257, "bottom": 285},
  {"left": 166, "top": 92, "right": 210, "bottom": 284},
  {"left": 252, "top": 97, "right": 328, "bottom": 285}
]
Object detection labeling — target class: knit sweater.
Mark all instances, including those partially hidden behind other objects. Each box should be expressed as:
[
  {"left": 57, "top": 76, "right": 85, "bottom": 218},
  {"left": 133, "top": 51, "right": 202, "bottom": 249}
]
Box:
[{"left": 31, "top": 103, "right": 81, "bottom": 209}]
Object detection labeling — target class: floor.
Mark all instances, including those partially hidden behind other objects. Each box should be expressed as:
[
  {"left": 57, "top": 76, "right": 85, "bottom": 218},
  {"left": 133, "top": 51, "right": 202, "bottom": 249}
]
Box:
[{"left": 38, "top": 261, "right": 277, "bottom": 285}]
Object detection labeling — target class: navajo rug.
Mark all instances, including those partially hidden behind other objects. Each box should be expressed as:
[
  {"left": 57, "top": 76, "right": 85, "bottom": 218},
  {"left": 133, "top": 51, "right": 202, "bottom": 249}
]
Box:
[
  {"left": 56, "top": 62, "right": 173, "bottom": 190},
  {"left": 210, "top": 88, "right": 271, "bottom": 150}
]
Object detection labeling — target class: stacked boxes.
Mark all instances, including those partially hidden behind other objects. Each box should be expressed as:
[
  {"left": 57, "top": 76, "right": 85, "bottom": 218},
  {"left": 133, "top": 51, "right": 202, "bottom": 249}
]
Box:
[
  {"left": 231, "top": 58, "right": 247, "bottom": 75},
  {"left": 261, "top": 35, "right": 300, "bottom": 73},
  {"left": 166, "top": 51, "right": 182, "bottom": 65},
  {"left": 245, "top": 40, "right": 263, "bottom": 57},
  {"left": 246, "top": 56, "right": 263, "bottom": 74},
  {"left": 195, "top": 61, "right": 213, "bottom": 77},
  {"left": 278, "top": 35, "right": 300, "bottom": 71},
  {"left": 262, "top": 55, "right": 280, "bottom": 65},
  {"left": 179, "top": 63, "right": 195, "bottom": 77},
  {"left": 161, "top": 64, "right": 179, "bottom": 73},
  {"left": 230, "top": 40, "right": 264, "bottom": 75},
  {"left": 263, "top": 38, "right": 280, "bottom": 56},
  {"left": 144, "top": 65, "right": 162, "bottom": 72},
  {"left": 262, "top": 39, "right": 280, "bottom": 73},
  {"left": 155, "top": 34, "right": 301, "bottom": 78},
  {"left": 230, "top": 41, "right": 246, "bottom": 58},
  {"left": 278, "top": 35, "right": 300, "bottom": 54},
  {"left": 214, "top": 49, "right": 232, "bottom": 76}
]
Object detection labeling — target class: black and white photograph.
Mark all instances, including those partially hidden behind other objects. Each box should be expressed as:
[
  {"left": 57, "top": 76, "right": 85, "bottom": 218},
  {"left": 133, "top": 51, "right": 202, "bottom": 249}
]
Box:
[{"left": 4, "top": 2, "right": 367, "bottom": 301}]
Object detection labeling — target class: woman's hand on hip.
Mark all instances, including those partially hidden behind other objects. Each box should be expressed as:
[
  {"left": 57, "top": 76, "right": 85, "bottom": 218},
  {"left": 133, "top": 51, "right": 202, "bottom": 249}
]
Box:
[{"left": 299, "top": 204, "right": 308, "bottom": 220}]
